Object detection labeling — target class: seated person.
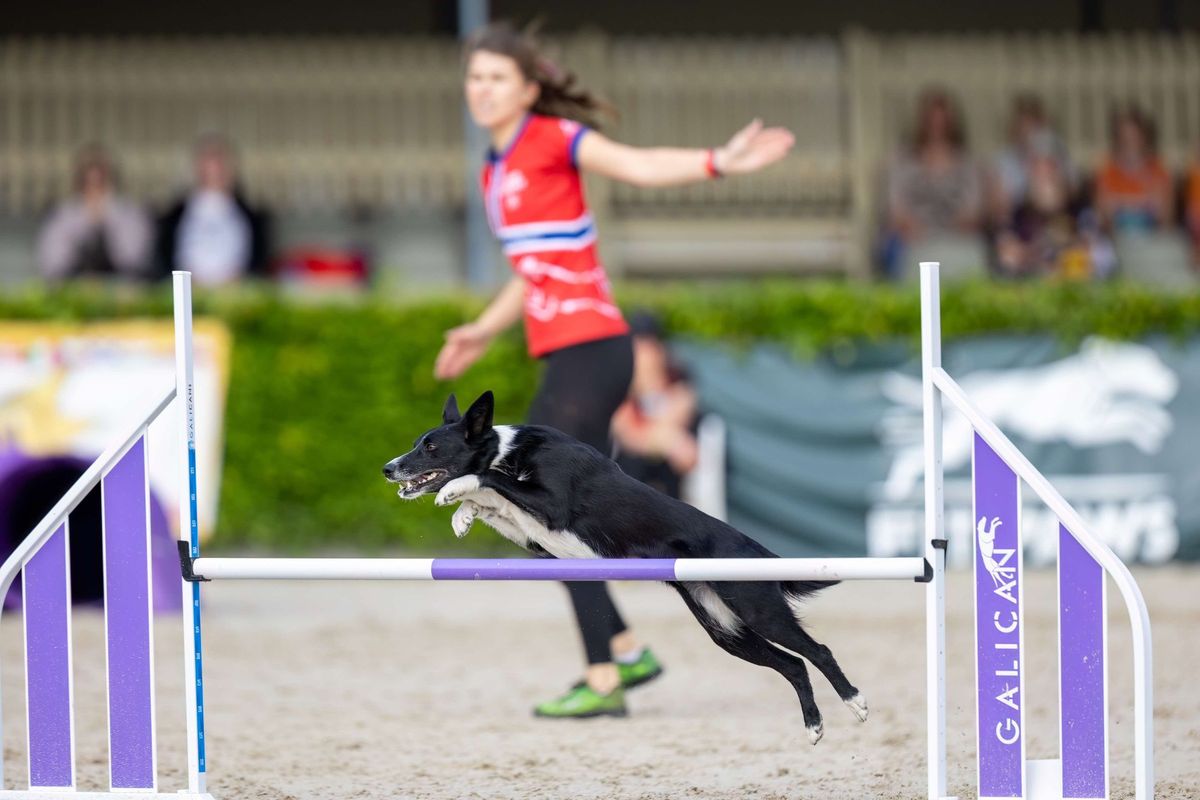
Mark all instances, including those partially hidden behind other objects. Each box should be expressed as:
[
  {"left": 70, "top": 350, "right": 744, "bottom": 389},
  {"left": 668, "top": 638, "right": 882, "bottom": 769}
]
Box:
[
  {"left": 1095, "top": 105, "right": 1172, "bottom": 235},
  {"left": 37, "top": 144, "right": 153, "bottom": 282},
  {"left": 989, "top": 93, "right": 1075, "bottom": 228},
  {"left": 880, "top": 88, "right": 984, "bottom": 277},
  {"left": 992, "top": 149, "right": 1115, "bottom": 281},
  {"left": 611, "top": 313, "right": 698, "bottom": 500},
  {"left": 156, "top": 133, "right": 271, "bottom": 285},
  {"left": 1185, "top": 154, "right": 1200, "bottom": 268}
]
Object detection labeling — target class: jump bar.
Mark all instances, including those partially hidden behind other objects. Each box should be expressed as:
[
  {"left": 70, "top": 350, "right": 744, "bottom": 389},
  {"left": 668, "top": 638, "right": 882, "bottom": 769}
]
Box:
[{"left": 185, "top": 554, "right": 928, "bottom": 583}]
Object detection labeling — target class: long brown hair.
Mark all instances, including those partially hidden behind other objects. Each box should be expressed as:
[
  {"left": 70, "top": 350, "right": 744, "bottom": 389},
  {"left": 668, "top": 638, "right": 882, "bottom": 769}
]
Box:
[
  {"left": 465, "top": 21, "right": 615, "bottom": 131},
  {"left": 912, "top": 87, "right": 966, "bottom": 153},
  {"left": 1109, "top": 103, "right": 1158, "bottom": 156}
]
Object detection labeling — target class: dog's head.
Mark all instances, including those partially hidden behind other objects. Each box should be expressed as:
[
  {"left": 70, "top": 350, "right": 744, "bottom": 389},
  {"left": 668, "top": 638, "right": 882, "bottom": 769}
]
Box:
[{"left": 382, "top": 391, "right": 495, "bottom": 499}]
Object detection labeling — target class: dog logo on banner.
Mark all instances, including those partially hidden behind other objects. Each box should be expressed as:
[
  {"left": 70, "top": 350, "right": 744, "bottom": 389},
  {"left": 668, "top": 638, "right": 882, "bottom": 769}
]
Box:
[
  {"left": 977, "top": 515, "right": 1016, "bottom": 600},
  {"left": 879, "top": 339, "right": 1179, "bottom": 502},
  {"left": 869, "top": 338, "right": 1182, "bottom": 566}
]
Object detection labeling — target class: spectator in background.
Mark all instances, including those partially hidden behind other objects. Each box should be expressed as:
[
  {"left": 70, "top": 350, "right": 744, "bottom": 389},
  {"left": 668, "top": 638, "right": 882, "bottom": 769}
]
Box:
[
  {"left": 37, "top": 144, "right": 153, "bottom": 282},
  {"left": 611, "top": 312, "right": 699, "bottom": 500},
  {"left": 989, "top": 94, "right": 1075, "bottom": 227},
  {"left": 990, "top": 146, "right": 1115, "bottom": 280},
  {"left": 1183, "top": 152, "right": 1200, "bottom": 268},
  {"left": 1094, "top": 105, "right": 1172, "bottom": 235},
  {"left": 156, "top": 133, "right": 270, "bottom": 285},
  {"left": 880, "top": 88, "right": 984, "bottom": 277}
]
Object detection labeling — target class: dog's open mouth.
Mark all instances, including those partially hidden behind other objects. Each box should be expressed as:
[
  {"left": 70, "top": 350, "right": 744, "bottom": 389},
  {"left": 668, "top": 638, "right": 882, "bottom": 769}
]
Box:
[{"left": 397, "top": 470, "right": 447, "bottom": 498}]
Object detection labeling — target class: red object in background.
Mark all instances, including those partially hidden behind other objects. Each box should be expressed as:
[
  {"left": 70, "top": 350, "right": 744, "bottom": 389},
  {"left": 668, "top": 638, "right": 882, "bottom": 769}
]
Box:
[{"left": 274, "top": 247, "right": 369, "bottom": 286}]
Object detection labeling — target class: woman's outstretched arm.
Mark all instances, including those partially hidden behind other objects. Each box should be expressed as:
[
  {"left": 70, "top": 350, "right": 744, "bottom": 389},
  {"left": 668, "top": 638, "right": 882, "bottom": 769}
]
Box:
[
  {"left": 434, "top": 276, "right": 525, "bottom": 380},
  {"left": 576, "top": 118, "right": 794, "bottom": 188}
]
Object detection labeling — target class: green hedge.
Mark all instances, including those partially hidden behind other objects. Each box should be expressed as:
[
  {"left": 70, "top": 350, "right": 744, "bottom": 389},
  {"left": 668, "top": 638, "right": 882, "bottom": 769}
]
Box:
[{"left": 2, "top": 279, "right": 1197, "bottom": 552}]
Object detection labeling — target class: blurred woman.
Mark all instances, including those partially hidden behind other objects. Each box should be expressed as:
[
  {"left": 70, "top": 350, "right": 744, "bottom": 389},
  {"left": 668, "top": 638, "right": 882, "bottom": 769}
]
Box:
[
  {"left": 433, "top": 21, "right": 793, "bottom": 719},
  {"left": 156, "top": 134, "right": 271, "bottom": 285},
  {"left": 880, "top": 88, "right": 984, "bottom": 276},
  {"left": 1186, "top": 153, "right": 1200, "bottom": 267},
  {"left": 1094, "top": 105, "right": 1172, "bottom": 234},
  {"left": 37, "top": 144, "right": 153, "bottom": 282}
]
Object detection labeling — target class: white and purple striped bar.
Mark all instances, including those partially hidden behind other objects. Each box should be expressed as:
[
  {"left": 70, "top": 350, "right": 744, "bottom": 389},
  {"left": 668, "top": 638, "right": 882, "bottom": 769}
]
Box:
[
  {"left": 23, "top": 523, "right": 75, "bottom": 790},
  {"left": 102, "top": 437, "right": 157, "bottom": 792},
  {"left": 188, "top": 556, "right": 926, "bottom": 583},
  {"left": 1060, "top": 523, "right": 1108, "bottom": 800},
  {"left": 973, "top": 433, "right": 1025, "bottom": 800}
]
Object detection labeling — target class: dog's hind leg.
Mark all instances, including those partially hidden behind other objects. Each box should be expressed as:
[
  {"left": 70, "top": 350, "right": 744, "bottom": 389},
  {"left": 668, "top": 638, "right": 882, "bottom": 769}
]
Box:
[
  {"left": 721, "top": 584, "right": 868, "bottom": 724},
  {"left": 673, "top": 585, "right": 826, "bottom": 743}
]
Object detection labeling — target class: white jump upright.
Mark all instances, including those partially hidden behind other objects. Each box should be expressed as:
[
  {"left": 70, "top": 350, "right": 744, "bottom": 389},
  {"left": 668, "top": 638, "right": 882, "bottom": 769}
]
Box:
[
  {"left": 173, "top": 273, "right": 208, "bottom": 797},
  {"left": 0, "top": 264, "right": 1153, "bottom": 800},
  {"left": 0, "top": 273, "right": 212, "bottom": 798},
  {"left": 919, "top": 261, "right": 1153, "bottom": 800}
]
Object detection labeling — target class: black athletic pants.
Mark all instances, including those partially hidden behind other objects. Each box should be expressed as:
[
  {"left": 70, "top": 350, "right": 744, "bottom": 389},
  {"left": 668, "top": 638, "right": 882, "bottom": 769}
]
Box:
[{"left": 527, "top": 334, "right": 634, "bottom": 665}]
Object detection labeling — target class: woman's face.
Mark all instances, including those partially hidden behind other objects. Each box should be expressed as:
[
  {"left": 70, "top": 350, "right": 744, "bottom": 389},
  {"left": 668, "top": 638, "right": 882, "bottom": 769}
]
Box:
[
  {"left": 922, "top": 102, "right": 951, "bottom": 143},
  {"left": 1115, "top": 118, "right": 1148, "bottom": 162},
  {"left": 464, "top": 50, "right": 539, "bottom": 131},
  {"left": 80, "top": 164, "right": 112, "bottom": 197}
]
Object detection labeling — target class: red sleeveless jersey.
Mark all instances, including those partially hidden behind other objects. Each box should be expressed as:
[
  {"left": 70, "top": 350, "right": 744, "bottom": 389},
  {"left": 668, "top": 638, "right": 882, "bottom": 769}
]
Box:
[{"left": 481, "top": 114, "right": 628, "bottom": 357}]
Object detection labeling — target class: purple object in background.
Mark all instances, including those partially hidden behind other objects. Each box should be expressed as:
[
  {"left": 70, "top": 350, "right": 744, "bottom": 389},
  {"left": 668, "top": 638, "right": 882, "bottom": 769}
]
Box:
[
  {"left": 430, "top": 558, "right": 678, "bottom": 581},
  {"left": 1060, "top": 524, "right": 1107, "bottom": 799},
  {"left": 0, "top": 447, "right": 180, "bottom": 611},
  {"left": 23, "top": 523, "right": 75, "bottom": 789},
  {"left": 973, "top": 433, "right": 1024, "bottom": 798},
  {"left": 103, "top": 438, "right": 157, "bottom": 790}
]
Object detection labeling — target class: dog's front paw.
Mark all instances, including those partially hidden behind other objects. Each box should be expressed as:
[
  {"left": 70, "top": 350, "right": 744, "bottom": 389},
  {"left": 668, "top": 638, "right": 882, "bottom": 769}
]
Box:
[
  {"left": 451, "top": 502, "right": 479, "bottom": 538},
  {"left": 435, "top": 475, "right": 481, "bottom": 506}
]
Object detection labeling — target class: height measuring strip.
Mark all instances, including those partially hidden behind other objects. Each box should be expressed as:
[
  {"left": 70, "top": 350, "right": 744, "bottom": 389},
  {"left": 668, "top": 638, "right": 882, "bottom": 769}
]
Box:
[{"left": 173, "top": 272, "right": 206, "bottom": 795}]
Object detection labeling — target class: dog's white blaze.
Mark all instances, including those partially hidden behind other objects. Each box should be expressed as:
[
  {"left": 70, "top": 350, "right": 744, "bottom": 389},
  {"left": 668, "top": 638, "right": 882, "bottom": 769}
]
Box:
[
  {"left": 491, "top": 425, "right": 517, "bottom": 467},
  {"left": 683, "top": 582, "right": 742, "bottom": 634}
]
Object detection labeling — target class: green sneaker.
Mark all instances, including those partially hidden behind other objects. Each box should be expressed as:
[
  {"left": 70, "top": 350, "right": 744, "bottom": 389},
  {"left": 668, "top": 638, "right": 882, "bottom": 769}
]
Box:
[
  {"left": 533, "top": 684, "right": 627, "bottom": 719},
  {"left": 618, "top": 648, "right": 664, "bottom": 690}
]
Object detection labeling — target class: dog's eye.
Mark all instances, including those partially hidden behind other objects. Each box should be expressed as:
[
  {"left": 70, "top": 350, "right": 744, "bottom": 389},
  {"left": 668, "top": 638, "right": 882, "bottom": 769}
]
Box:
[{"left": 424, "top": 442, "right": 437, "bottom": 452}]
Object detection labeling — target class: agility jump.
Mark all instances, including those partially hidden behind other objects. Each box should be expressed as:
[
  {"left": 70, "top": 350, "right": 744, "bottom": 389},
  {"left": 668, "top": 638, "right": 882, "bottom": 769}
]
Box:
[{"left": 0, "top": 264, "right": 1153, "bottom": 799}]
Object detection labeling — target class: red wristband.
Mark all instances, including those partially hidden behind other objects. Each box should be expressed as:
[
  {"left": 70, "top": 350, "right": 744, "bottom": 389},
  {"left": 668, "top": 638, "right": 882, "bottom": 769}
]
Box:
[{"left": 705, "top": 148, "right": 723, "bottom": 179}]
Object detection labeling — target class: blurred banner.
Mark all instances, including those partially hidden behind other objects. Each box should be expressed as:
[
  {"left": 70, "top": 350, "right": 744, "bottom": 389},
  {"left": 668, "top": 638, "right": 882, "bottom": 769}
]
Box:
[
  {"left": 0, "top": 319, "right": 231, "bottom": 543},
  {"left": 679, "top": 336, "right": 1200, "bottom": 565}
]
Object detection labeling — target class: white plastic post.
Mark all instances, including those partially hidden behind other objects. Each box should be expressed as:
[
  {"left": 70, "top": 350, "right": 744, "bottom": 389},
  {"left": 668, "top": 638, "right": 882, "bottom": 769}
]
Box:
[
  {"left": 920, "top": 262, "right": 951, "bottom": 800},
  {"left": 173, "top": 272, "right": 206, "bottom": 795}
]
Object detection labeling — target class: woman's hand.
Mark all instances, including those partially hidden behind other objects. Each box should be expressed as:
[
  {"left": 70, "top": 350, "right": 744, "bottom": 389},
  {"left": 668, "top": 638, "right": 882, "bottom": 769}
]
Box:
[
  {"left": 434, "top": 323, "right": 493, "bottom": 380},
  {"left": 666, "top": 432, "right": 699, "bottom": 474},
  {"left": 713, "top": 119, "right": 795, "bottom": 176}
]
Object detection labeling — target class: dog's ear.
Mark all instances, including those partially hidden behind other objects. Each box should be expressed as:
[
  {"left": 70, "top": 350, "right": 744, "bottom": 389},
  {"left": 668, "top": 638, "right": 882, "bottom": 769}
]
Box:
[
  {"left": 462, "top": 390, "right": 494, "bottom": 440},
  {"left": 442, "top": 393, "right": 461, "bottom": 425}
]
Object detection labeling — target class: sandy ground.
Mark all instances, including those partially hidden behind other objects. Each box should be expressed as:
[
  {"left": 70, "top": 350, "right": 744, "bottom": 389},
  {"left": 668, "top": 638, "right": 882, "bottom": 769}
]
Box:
[{"left": 1, "top": 566, "right": 1197, "bottom": 799}]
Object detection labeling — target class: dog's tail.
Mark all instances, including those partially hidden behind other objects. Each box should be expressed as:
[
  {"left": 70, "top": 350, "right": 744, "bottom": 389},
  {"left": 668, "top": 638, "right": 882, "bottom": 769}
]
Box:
[
  {"left": 782, "top": 579, "right": 838, "bottom": 599},
  {"left": 782, "top": 580, "right": 836, "bottom": 623},
  {"left": 737, "top": 536, "right": 840, "bottom": 598}
]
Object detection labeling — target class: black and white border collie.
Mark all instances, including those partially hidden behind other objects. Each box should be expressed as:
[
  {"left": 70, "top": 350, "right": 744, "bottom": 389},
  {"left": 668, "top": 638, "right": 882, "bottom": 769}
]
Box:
[{"left": 383, "top": 391, "right": 867, "bottom": 743}]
